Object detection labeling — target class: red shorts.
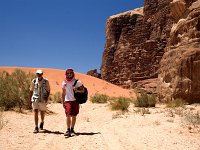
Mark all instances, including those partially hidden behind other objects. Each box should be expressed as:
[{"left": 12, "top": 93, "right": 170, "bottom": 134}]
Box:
[{"left": 64, "top": 101, "right": 79, "bottom": 116}]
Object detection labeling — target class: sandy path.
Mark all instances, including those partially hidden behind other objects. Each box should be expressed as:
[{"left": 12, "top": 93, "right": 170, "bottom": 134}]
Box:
[{"left": 1, "top": 102, "right": 200, "bottom": 150}]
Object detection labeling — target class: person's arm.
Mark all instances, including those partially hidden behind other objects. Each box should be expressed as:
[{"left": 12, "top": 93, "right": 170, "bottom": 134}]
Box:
[
  {"left": 62, "top": 88, "right": 66, "bottom": 108},
  {"left": 29, "top": 80, "right": 34, "bottom": 108},
  {"left": 46, "top": 80, "right": 50, "bottom": 103},
  {"left": 29, "top": 90, "right": 33, "bottom": 108}
]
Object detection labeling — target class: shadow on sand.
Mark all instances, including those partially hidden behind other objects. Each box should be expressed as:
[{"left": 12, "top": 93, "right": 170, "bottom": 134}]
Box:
[
  {"left": 75, "top": 132, "right": 101, "bottom": 136},
  {"left": 39, "top": 129, "right": 64, "bottom": 135},
  {"left": 38, "top": 129, "right": 100, "bottom": 136}
]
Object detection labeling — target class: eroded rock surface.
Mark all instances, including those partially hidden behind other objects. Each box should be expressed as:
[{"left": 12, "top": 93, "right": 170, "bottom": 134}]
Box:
[{"left": 101, "top": 0, "right": 200, "bottom": 103}]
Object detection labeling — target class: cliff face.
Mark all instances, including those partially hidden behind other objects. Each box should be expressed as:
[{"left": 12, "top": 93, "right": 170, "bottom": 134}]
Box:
[
  {"left": 101, "top": 0, "right": 172, "bottom": 88},
  {"left": 101, "top": 0, "right": 200, "bottom": 103},
  {"left": 158, "top": 0, "right": 200, "bottom": 103}
]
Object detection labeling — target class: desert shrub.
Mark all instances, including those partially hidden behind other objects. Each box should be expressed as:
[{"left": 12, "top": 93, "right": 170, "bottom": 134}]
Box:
[
  {"left": 109, "top": 97, "right": 131, "bottom": 112},
  {"left": 90, "top": 93, "right": 109, "bottom": 103},
  {"left": 134, "top": 91, "right": 156, "bottom": 107},
  {"left": 0, "top": 71, "right": 17, "bottom": 110},
  {"left": 0, "top": 108, "right": 4, "bottom": 130},
  {"left": 166, "top": 98, "right": 185, "bottom": 108},
  {"left": 184, "top": 111, "right": 200, "bottom": 126},
  {"left": 0, "top": 70, "right": 35, "bottom": 111},
  {"left": 11, "top": 70, "right": 35, "bottom": 110},
  {"left": 135, "top": 108, "right": 151, "bottom": 115},
  {"left": 51, "top": 92, "right": 62, "bottom": 103}
]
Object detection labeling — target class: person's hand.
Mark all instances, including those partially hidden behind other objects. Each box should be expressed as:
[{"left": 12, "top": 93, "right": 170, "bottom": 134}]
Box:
[
  {"left": 29, "top": 99, "right": 32, "bottom": 109},
  {"left": 44, "top": 98, "right": 48, "bottom": 104},
  {"left": 63, "top": 104, "right": 66, "bottom": 109},
  {"left": 73, "top": 86, "right": 77, "bottom": 92}
]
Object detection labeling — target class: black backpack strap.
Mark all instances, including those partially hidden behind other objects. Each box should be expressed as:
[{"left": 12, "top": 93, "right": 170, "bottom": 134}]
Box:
[{"left": 73, "top": 79, "right": 78, "bottom": 87}]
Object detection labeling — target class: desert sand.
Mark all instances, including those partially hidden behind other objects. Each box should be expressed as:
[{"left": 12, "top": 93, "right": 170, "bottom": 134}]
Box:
[
  {"left": 0, "top": 66, "right": 135, "bottom": 98},
  {"left": 0, "top": 67, "right": 200, "bottom": 150}
]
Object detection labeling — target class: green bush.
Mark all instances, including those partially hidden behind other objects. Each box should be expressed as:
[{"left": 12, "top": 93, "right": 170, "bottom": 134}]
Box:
[
  {"left": 0, "top": 70, "right": 35, "bottom": 111},
  {"left": 0, "top": 108, "right": 4, "bottom": 130},
  {"left": 109, "top": 97, "right": 131, "bottom": 112},
  {"left": 90, "top": 93, "right": 109, "bottom": 103},
  {"left": 166, "top": 98, "right": 185, "bottom": 108},
  {"left": 184, "top": 111, "right": 200, "bottom": 126},
  {"left": 134, "top": 92, "right": 156, "bottom": 107},
  {"left": 0, "top": 71, "right": 16, "bottom": 110},
  {"left": 51, "top": 92, "right": 62, "bottom": 103}
]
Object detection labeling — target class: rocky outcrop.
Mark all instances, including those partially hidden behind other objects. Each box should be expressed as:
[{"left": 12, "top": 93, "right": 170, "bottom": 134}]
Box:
[
  {"left": 101, "top": 0, "right": 172, "bottom": 88},
  {"left": 157, "top": 0, "right": 200, "bottom": 103},
  {"left": 87, "top": 69, "right": 101, "bottom": 78},
  {"left": 101, "top": 0, "right": 200, "bottom": 103}
]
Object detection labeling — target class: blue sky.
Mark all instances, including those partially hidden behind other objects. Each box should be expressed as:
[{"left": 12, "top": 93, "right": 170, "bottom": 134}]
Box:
[{"left": 0, "top": 0, "right": 144, "bottom": 74}]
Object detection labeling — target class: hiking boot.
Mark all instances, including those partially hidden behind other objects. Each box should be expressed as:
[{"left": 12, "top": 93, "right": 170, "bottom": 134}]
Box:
[
  {"left": 33, "top": 127, "right": 39, "bottom": 133},
  {"left": 70, "top": 128, "right": 76, "bottom": 136},
  {"left": 64, "top": 130, "right": 71, "bottom": 137},
  {"left": 39, "top": 122, "right": 44, "bottom": 130}
]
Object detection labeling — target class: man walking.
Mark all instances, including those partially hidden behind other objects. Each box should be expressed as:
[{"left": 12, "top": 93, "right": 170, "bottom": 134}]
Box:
[
  {"left": 62, "top": 68, "right": 84, "bottom": 137},
  {"left": 30, "top": 69, "right": 50, "bottom": 133}
]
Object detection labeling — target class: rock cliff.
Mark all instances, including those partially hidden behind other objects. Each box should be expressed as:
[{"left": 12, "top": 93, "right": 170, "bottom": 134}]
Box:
[
  {"left": 158, "top": 0, "right": 200, "bottom": 103},
  {"left": 101, "top": 0, "right": 200, "bottom": 103},
  {"left": 101, "top": 0, "right": 172, "bottom": 88}
]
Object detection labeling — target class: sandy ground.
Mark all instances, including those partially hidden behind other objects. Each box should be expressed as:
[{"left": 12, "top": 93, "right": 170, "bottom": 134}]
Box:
[
  {"left": 0, "top": 102, "right": 200, "bottom": 150},
  {"left": 0, "top": 67, "right": 200, "bottom": 150}
]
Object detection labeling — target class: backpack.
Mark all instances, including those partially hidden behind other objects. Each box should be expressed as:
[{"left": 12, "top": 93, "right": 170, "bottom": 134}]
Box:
[{"left": 73, "top": 80, "right": 88, "bottom": 104}]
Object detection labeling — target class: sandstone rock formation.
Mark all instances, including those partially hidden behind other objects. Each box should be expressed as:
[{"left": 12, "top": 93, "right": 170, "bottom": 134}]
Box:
[
  {"left": 101, "top": 0, "right": 172, "bottom": 89},
  {"left": 158, "top": 0, "right": 200, "bottom": 103},
  {"left": 101, "top": 0, "right": 200, "bottom": 103},
  {"left": 87, "top": 69, "right": 101, "bottom": 78}
]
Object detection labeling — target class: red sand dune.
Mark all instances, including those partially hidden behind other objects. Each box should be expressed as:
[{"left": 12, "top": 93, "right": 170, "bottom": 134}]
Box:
[{"left": 0, "top": 66, "right": 136, "bottom": 99}]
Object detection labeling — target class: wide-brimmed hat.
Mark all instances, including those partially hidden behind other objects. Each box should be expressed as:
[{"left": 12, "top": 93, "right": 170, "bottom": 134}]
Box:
[{"left": 36, "top": 69, "right": 43, "bottom": 74}]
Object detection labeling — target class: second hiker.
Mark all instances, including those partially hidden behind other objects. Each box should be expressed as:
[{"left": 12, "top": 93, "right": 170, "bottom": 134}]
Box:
[
  {"left": 30, "top": 69, "right": 50, "bottom": 133},
  {"left": 62, "top": 68, "right": 84, "bottom": 137}
]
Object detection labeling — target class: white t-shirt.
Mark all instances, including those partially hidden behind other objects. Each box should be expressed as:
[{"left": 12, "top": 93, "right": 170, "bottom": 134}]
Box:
[{"left": 62, "top": 79, "right": 83, "bottom": 102}]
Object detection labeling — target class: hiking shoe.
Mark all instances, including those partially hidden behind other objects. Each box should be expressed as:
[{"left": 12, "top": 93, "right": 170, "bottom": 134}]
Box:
[
  {"left": 39, "top": 122, "right": 44, "bottom": 130},
  {"left": 33, "top": 127, "right": 39, "bottom": 133},
  {"left": 64, "top": 130, "right": 71, "bottom": 137},
  {"left": 70, "top": 129, "right": 76, "bottom": 136}
]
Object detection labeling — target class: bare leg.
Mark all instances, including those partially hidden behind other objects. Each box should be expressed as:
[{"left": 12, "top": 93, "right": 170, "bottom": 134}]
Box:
[
  {"left": 40, "top": 111, "right": 45, "bottom": 123},
  {"left": 34, "top": 109, "right": 38, "bottom": 127},
  {"left": 64, "top": 115, "right": 72, "bottom": 137},
  {"left": 71, "top": 116, "right": 76, "bottom": 129},
  {"left": 67, "top": 115, "right": 71, "bottom": 129}
]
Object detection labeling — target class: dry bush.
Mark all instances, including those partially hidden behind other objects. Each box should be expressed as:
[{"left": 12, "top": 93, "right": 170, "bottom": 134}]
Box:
[
  {"left": 134, "top": 108, "right": 151, "bottom": 115},
  {"left": 112, "top": 112, "right": 123, "bottom": 119},
  {"left": 134, "top": 90, "right": 156, "bottom": 107},
  {"left": 0, "top": 108, "right": 4, "bottom": 130},
  {"left": 108, "top": 97, "right": 131, "bottom": 112},
  {"left": 166, "top": 98, "right": 185, "bottom": 108},
  {"left": 51, "top": 92, "right": 62, "bottom": 103},
  {"left": 184, "top": 111, "right": 200, "bottom": 127},
  {"left": 0, "top": 70, "right": 34, "bottom": 111},
  {"left": 90, "top": 93, "right": 132, "bottom": 112},
  {"left": 90, "top": 93, "right": 109, "bottom": 103}
]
